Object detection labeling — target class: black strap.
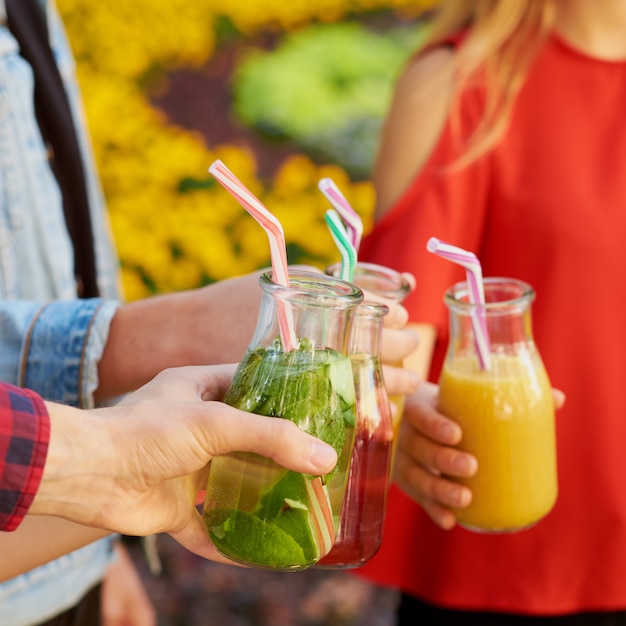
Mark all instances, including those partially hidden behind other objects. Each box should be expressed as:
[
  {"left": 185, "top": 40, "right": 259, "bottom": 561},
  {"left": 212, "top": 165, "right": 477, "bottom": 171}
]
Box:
[{"left": 6, "top": 0, "right": 99, "bottom": 298}]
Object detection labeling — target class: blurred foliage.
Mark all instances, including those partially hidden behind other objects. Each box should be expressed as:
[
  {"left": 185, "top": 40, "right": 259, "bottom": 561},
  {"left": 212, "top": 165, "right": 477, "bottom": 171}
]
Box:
[
  {"left": 234, "top": 22, "right": 428, "bottom": 178},
  {"left": 56, "top": 0, "right": 437, "bottom": 300}
]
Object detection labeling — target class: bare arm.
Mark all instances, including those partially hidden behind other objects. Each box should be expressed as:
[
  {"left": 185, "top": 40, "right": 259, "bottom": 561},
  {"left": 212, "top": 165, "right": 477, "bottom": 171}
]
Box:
[
  {"left": 374, "top": 47, "right": 455, "bottom": 220},
  {"left": 95, "top": 271, "right": 265, "bottom": 402},
  {"left": 374, "top": 48, "right": 475, "bottom": 528},
  {"left": 0, "top": 517, "right": 109, "bottom": 582}
]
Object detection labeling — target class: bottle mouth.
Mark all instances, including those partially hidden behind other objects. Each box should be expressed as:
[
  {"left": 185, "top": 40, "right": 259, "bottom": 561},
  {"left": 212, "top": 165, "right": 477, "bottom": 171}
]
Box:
[
  {"left": 326, "top": 261, "right": 411, "bottom": 303},
  {"left": 260, "top": 269, "right": 363, "bottom": 309},
  {"left": 356, "top": 301, "right": 390, "bottom": 319},
  {"left": 444, "top": 277, "right": 535, "bottom": 314}
]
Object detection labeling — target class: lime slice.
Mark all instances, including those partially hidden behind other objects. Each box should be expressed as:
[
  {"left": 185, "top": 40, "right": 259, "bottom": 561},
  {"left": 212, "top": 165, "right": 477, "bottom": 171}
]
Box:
[
  {"left": 274, "top": 505, "right": 319, "bottom": 563},
  {"left": 208, "top": 508, "right": 308, "bottom": 569},
  {"left": 257, "top": 471, "right": 309, "bottom": 519}
]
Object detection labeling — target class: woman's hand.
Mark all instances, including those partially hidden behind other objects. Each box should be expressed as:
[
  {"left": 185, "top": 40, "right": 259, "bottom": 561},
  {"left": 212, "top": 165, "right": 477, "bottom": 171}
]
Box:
[
  {"left": 364, "top": 273, "right": 421, "bottom": 398},
  {"left": 393, "top": 382, "right": 477, "bottom": 530},
  {"left": 394, "top": 383, "right": 566, "bottom": 530}
]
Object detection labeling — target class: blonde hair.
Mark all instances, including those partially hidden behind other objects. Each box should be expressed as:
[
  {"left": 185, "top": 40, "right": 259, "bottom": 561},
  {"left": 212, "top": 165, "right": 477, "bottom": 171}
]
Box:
[{"left": 421, "top": 0, "right": 558, "bottom": 164}]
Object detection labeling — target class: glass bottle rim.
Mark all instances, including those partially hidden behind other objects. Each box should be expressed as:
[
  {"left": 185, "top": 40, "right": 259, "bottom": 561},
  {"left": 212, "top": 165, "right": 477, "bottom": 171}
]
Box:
[
  {"left": 325, "top": 261, "right": 411, "bottom": 303},
  {"left": 356, "top": 301, "right": 390, "bottom": 319},
  {"left": 260, "top": 269, "right": 364, "bottom": 309},
  {"left": 444, "top": 277, "right": 535, "bottom": 314}
]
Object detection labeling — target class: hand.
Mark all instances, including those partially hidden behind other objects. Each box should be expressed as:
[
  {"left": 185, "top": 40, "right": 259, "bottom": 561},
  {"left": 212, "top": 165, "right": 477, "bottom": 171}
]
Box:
[
  {"left": 362, "top": 273, "right": 421, "bottom": 398},
  {"left": 393, "top": 382, "right": 477, "bottom": 530},
  {"left": 394, "top": 383, "right": 567, "bottom": 530},
  {"left": 34, "top": 365, "right": 338, "bottom": 562},
  {"left": 380, "top": 320, "right": 420, "bottom": 397}
]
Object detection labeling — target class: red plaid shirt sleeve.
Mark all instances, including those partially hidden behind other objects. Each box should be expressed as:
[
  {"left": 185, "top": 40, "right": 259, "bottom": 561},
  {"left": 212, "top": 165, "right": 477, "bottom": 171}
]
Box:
[{"left": 0, "top": 383, "right": 50, "bottom": 531}]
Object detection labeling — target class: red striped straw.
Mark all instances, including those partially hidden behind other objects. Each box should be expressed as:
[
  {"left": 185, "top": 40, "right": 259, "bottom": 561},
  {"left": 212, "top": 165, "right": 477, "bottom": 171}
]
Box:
[
  {"left": 209, "top": 159, "right": 297, "bottom": 351},
  {"left": 318, "top": 178, "right": 363, "bottom": 252},
  {"left": 305, "top": 476, "right": 336, "bottom": 558},
  {"left": 426, "top": 237, "right": 491, "bottom": 370}
]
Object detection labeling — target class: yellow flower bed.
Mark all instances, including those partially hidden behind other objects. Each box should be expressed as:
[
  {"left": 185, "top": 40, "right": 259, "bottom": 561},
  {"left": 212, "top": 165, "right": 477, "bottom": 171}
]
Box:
[{"left": 57, "top": 0, "right": 436, "bottom": 300}]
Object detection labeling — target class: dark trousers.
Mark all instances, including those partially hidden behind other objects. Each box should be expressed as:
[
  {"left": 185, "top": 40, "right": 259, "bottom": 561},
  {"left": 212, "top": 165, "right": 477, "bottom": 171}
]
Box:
[
  {"left": 397, "top": 594, "right": 626, "bottom": 626},
  {"left": 37, "top": 584, "right": 101, "bottom": 626}
]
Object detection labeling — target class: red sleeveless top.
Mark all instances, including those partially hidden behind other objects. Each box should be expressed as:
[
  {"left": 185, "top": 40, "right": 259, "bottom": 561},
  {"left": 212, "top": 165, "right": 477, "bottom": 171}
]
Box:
[{"left": 357, "top": 34, "right": 626, "bottom": 615}]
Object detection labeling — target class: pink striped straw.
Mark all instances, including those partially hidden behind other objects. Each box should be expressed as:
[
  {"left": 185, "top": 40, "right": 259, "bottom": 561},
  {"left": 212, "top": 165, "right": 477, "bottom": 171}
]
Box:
[
  {"left": 318, "top": 178, "right": 363, "bottom": 252},
  {"left": 209, "top": 159, "right": 297, "bottom": 351},
  {"left": 426, "top": 237, "right": 491, "bottom": 370}
]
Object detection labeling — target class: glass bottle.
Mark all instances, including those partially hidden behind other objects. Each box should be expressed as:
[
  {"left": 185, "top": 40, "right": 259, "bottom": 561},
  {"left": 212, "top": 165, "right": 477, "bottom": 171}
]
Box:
[
  {"left": 326, "top": 261, "right": 412, "bottom": 460},
  {"left": 203, "top": 270, "right": 363, "bottom": 570},
  {"left": 438, "top": 277, "right": 558, "bottom": 532},
  {"left": 318, "top": 302, "right": 394, "bottom": 568}
]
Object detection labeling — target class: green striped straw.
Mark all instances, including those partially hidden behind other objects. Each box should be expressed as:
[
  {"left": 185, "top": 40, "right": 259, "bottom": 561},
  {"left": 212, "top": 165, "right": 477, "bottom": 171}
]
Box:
[{"left": 324, "top": 209, "right": 356, "bottom": 283}]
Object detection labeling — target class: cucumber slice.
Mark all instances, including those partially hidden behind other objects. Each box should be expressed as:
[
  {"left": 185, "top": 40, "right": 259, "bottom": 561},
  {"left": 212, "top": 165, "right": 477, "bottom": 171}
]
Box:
[{"left": 326, "top": 356, "right": 355, "bottom": 407}]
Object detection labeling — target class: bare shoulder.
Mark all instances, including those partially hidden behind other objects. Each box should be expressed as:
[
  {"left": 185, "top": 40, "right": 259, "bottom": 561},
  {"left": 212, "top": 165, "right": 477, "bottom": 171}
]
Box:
[{"left": 374, "top": 46, "right": 456, "bottom": 220}]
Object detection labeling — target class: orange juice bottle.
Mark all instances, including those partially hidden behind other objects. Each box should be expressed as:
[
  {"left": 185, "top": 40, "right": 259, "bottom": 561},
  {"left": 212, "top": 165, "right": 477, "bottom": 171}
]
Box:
[{"left": 438, "top": 277, "right": 558, "bottom": 532}]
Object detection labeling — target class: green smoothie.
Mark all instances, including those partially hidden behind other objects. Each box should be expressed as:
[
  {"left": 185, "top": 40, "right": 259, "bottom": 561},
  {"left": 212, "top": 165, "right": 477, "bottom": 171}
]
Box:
[{"left": 203, "top": 337, "right": 356, "bottom": 570}]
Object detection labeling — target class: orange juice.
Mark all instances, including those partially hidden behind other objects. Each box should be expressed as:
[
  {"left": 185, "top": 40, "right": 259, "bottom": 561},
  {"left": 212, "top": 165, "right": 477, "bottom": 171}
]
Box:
[
  {"left": 388, "top": 367, "right": 405, "bottom": 440},
  {"left": 438, "top": 353, "right": 557, "bottom": 532}
]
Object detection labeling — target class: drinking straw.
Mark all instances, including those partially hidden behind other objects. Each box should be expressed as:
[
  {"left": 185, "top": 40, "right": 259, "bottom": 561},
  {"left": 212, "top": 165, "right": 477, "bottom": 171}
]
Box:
[
  {"left": 318, "top": 178, "right": 363, "bottom": 252},
  {"left": 426, "top": 237, "right": 491, "bottom": 370},
  {"left": 306, "top": 477, "right": 335, "bottom": 557},
  {"left": 324, "top": 209, "right": 357, "bottom": 282},
  {"left": 209, "top": 159, "right": 297, "bottom": 351}
]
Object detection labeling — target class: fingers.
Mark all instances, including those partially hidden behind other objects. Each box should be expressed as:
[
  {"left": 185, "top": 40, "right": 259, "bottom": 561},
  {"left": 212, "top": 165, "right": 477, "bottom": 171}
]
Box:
[
  {"left": 381, "top": 327, "right": 420, "bottom": 364},
  {"left": 404, "top": 382, "right": 462, "bottom": 445},
  {"left": 359, "top": 294, "right": 409, "bottom": 328},
  {"left": 383, "top": 301, "right": 409, "bottom": 328},
  {"left": 552, "top": 387, "right": 566, "bottom": 410},
  {"left": 259, "top": 415, "right": 339, "bottom": 475},
  {"left": 169, "top": 511, "right": 242, "bottom": 565},
  {"left": 401, "top": 272, "right": 417, "bottom": 292},
  {"left": 401, "top": 422, "right": 477, "bottom": 479},
  {"left": 381, "top": 363, "right": 420, "bottom": 397},
  {"left": 200, "top": 402, "right": 338, "bottom": 476},
  {"left": 394, "top": 453, "right": 470, "bottom": 530},
  {"left": 393, "top": 382, "right": 478, "bottom": 530},
  {"left": 121, "top": 365, "right": 237, "bottom": 405}
]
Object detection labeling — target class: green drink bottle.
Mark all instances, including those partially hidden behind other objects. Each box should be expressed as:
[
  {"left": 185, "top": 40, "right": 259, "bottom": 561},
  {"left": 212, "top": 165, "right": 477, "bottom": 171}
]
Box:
[{"left": 203, "top": 270, "right": 362, "bottom": 570}]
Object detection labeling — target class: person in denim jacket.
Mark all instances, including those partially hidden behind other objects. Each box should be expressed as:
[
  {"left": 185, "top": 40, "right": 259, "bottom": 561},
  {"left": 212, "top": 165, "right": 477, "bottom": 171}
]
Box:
[
  {"left": 0, "top": 1, "right": 275, "bottom": 625},
  {"left": 0, "top": 2, "right": 420, "bottom": 625}
]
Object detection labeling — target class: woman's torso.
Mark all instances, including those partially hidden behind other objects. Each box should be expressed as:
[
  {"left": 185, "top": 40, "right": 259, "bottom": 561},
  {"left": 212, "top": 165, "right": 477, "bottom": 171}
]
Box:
[{"left": 357, "top": 34, "right": 626, "bottom": 615}]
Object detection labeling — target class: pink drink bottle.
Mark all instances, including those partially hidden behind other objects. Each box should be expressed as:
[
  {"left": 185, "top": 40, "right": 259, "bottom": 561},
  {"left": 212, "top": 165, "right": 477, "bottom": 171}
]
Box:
[{"left": 318, "top": 302, "right": 394, "bottom": 568}]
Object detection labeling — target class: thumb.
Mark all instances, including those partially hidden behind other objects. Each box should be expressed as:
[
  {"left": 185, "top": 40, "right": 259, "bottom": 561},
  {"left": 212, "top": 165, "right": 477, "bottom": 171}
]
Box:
[
  {"left": 169, "top": 511, "right": 239, "bottom": 565},
  {"left": 199, "top": 402, "right": 338, "bottom": 476}
]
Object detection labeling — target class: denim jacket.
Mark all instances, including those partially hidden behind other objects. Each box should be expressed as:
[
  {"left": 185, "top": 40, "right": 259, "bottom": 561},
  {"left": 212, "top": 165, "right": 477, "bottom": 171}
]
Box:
[{"left": 0, "top": 1, "right": 123, "bottom": 623}]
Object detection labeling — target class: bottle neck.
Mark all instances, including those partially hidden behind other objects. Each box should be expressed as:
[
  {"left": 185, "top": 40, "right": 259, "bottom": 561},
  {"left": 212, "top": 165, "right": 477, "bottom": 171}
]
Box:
[
  {"left": 445, "top": 278, "right": 536, "bottom": 358},
  {"left": 349, "top": 303, "right": 388, "bottom": 358},
  {"left": 253, "top": 270, "right": 363, "bottom": 354}
]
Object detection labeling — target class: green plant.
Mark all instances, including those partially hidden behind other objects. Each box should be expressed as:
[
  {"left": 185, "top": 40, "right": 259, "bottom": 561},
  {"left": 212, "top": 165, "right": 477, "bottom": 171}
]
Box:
[{"left": 233, "top": 21, "right": 427, "bottom": 178}]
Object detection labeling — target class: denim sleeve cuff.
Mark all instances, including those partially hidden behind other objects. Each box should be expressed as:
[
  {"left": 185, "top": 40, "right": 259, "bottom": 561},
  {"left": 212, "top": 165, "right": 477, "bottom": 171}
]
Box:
[
  {"left": 20, "top": 299, "right": 120, "bottom": 408},
  {"left": 80, "top": 300, "right": 119, "bottom": 408}
]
